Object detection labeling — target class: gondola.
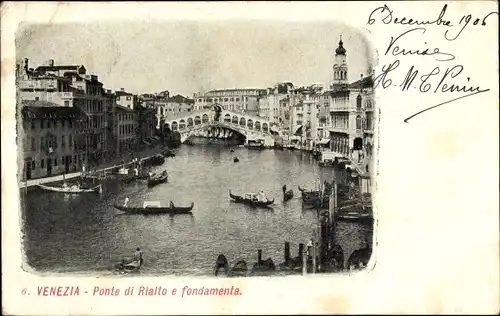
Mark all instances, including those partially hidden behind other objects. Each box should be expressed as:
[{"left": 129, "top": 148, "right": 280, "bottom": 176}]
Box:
[
  {"left": 229, "top": 190, "right": 274, "bottom": 207},
  {"left": 37, "top": 183, "right": 102, "bottom": 194},
  {"left": 281, "top": 185, "right": 293, "bottom": 202},
  {"left": 147, "top": 171, "right": 168, "bottom": 188},
  {"left": 113, "top": 202, "right": 194, "bottom": 215},
  {"left": 115, "top": 258, "right": 142, "bottom": 273},
  {"left": 283, "top": 190, "right": 294, "bottom": 201}
]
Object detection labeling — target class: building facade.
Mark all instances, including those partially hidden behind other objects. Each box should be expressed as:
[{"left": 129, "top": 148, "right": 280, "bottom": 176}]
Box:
[
  {"left": 17, "top": 58, "right": 108, "bottom": 166},
  {"left": 327, "top": 38, "right": 375, "bottom": 163},
  {"left": 155, "top": 94, "right": 194, "bottom": 127},
  {"left": 259, "top": 82, "right": 294, "bottom": 125},
  {"left": 136, "top": 105, "right": 157, "bottom": 145},
  {"left": 20, "top": 101, "right": 88, "bottom": 180},
  {"left": 116, "top": 88, "right": 138, "bottom": 110},
  {"left": 115, "top": 105, "right": 137, "bottom": 154},
  {"left": 193, "top": 88, "right": 266, "bottom": 116}
]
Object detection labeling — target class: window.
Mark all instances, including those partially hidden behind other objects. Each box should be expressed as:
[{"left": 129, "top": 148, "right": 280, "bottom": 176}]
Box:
[
  {"left": 31, "top": 161, "right": 35, "bottom": 170},
  {"left": 224, "top": 98, "right": 228, "bottom": 102},
  {"left": 61, "top": 135, "right": 65, "bottom": 148},
  {"left": 40, "top": 136, "right": 44, "bottom": 150},
  {"left": 126, "top": 96, "right": 131, "bottom": 101},
  {"left": 41, "top": 159, "right": 45, "bottom": 169},
  {"left": 54, "top": 158, "right": 58, "bottom": 166},
  {"left": 236, "top": 98, "right": 240, "bottom": 101},
  {"left": 41, "top": 120, "right": 45, "bottom": 129},
  {"left": 35, "top": 97, "right": 40, "bottom": 101},
  {"left": 31, "top": 137, "right": 35, "bottom": 151},
  {"left": 31, "top": 121, "right": 36, "bottom": 130},
  {"left": 356, "top": 95, "right": 362, "bottom": 110},
  {"left": 64, "top": 100, "right": 70, "bottom": 107}
]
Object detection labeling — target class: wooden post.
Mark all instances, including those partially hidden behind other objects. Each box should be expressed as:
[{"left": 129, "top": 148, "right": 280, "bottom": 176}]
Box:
[
  {"left": 312, "top": 229, "right": 317, "bottom": 274},
  {"left": 298, "top": 243, "right": 304, "bottom": 261},
  {"left": 284, "top": 242, "right": 291, "bottom": 262},
  {"left": 257, "top": 249, "right": 262, "bottom": 263},
  {"left": 302, "top": 247, "right": 307, "bottom": 276}
]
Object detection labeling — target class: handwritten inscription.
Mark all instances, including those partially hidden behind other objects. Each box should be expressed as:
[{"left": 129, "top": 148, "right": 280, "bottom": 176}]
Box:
[{"left": 367, "top": 4, "right": 497, "bottom": 122}]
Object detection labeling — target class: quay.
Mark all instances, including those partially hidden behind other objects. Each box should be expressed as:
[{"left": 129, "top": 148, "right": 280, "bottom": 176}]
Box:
[{"left": 19, "top": 148, "right": 166, "bottom": 188}]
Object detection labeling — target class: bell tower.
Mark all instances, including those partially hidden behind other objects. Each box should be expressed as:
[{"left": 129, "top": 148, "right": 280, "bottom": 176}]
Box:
[{"left": 331, "top": 35, "right": 348, "bottom": 88}]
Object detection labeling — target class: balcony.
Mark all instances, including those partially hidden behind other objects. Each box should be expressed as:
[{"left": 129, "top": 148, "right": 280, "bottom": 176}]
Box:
[
  {"left": 329, "top": 107, "right": 351, "bottom": 112},
  {"left": 329, "top": 126, "right": 348, "bottom": 133}
]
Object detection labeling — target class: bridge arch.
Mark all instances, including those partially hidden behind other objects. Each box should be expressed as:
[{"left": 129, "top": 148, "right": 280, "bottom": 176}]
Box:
[
  {"left": 232, "top": 115, "right": 238, "bottom": 124},
  {"left": 262, "top": 122, "right": 269, "bottom": 133},
  {"left": 171, "top": 121, "right": 178, "bottom": 131},
  {"left": 239, "top": 117, "right": 246, "bottom": 126},
  {"left": 247, "top": 119, "right": 253, "bottom": 130},
  {"left": 179, "top": 119, "right": 186, "bottom": 130},
  {"left": 255, "top": 121, "right": 261, "bottom": 131},
  {"left": 224, "top": 114, "right": 231, "bottom": 123},
  {"left": 187, "top": 117, "right": 194, "bottom": 127},
  {"left": 194, "top": 116, "right": 201, "bottom": 125},
  {"left": 202, "top": 114, "right": 209, "bottom": 123}
]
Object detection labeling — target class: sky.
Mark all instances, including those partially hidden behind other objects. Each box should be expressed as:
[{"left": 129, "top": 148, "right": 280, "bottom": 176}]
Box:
[{"left": 16, "top": 21, "right": 375, "bottom": 97}]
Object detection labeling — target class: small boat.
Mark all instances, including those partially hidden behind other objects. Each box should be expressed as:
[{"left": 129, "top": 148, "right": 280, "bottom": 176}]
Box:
[
  {"left": 233, "top": 157, "right": 239, "bottom": 163},
  {"left": 115, "top": 258, "right": 143, "bottom": 273},
  {"left": 245, "top": 139, "right": 265, "bottom": 150},
  {"left": 283, "top": 190, "right": 294, "bottom": 201},
  {"left": 113, "top": 201, "right": 194, "bottom": 215},
  {"left": 282, "top": 185, "right": 293, "bottom": 202},
  {"left": 38, "top": 183, "right": 102, "bottom": 194},
  {"left": 229, "top": 190, "right": 274, "bottom": 207},
  {"left": 147, "top": 171, "right": 168, "bottom": 188}
]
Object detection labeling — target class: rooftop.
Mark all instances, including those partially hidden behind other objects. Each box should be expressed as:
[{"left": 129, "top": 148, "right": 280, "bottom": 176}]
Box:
[{"left": 349, "top": 75, "right": 374, "bottom": 89}]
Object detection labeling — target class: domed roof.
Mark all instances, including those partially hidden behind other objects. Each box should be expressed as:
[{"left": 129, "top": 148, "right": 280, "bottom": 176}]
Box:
[{"left": 335, "top": 38, "right": 346, "bottom": 55}]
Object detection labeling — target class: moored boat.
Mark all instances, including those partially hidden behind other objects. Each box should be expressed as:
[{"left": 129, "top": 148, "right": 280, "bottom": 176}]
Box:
[
  {"left": 37, "top": 183, "right": 102, "bottom": 194},
  {"left": 113, "top": 201, "right": 194, "bottom": 215},
  {"left": 229, "top": 190, "right": 274, "bottom": 207},
  {"left": 147, "top": 170, "right": 168, "bottom": 188}
]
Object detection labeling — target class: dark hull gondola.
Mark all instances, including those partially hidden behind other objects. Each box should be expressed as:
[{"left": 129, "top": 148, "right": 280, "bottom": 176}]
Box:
[
  {"left": 229, "top": 191, "right": 274, "bottom": 207},
  {"left": 113, "top": 203, "right": 194, "bottom": 215},
  {"left": 283, "top": 190, "right": 294, "bottom": 201},
  {"left": 147, "top": 172, "right": 168, "bottom": 188}
]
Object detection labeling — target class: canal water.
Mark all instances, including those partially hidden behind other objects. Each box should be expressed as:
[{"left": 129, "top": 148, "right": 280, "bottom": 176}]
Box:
[{"left": 21, "top": 146, "right": 372, "bottom": 276}]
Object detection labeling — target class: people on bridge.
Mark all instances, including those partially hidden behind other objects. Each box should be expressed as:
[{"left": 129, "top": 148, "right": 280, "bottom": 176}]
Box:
[{"left": 124, "top": 197, "right": 129, "bottom": 207}]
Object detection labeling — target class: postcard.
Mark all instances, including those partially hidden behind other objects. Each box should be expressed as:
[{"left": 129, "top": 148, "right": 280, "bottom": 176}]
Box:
[{"left": 1, "top": 1, "right": 498, "bottom": 314}]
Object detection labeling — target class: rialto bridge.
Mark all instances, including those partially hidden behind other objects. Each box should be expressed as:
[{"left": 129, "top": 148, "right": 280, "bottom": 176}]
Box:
[{"left": 162, "top": 105, "right": 279, "bottom": 146}]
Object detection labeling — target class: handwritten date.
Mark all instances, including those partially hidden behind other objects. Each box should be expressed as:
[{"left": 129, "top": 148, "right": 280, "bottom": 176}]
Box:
[{"left": 368, "top": 4, "right": 498, "bottom": 41}]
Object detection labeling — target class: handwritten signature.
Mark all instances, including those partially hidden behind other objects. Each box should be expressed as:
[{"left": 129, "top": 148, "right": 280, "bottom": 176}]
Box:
[
  {"left": 367, "top": 4, "right": 497, "bottom": 122},
  {"left": 374, "top": 60, "right": 490, "bottom": 122}
]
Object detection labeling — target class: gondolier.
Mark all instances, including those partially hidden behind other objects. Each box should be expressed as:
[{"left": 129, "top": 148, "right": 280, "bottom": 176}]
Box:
[{"left": 133, "top": 247, "right": 143, "bottom": 265}]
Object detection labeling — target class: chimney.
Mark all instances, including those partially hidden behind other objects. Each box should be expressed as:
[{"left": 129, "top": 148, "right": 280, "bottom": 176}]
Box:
[
  {"left": 121, "top": 88, "right": 125, "bottom": 92},
  {"left": 24, "top": 58, "right": 29, "bottom": 70},
  {"left": 48, "top": 59, "right": 54, "bottom": 67},
  {"left": 360, "top": 74, "right": 363, "bottom": 79}
]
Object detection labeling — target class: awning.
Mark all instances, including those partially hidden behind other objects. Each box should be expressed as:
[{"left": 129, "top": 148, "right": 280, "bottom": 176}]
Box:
[
  {"left": 319, "top": 138, "right": 330, "bottom": 145},
  {"left": 294, "top": 125, "right": 303, "bottom": 136}
]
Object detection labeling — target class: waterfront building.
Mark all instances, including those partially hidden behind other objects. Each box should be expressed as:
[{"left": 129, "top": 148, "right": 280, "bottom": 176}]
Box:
[
  {"left": 259, "top": 82, "right": 294, "bottom": 125},
  {"left": 327, "top": 37, "right": 375, "bottom": 164},
  {"left": 116, "top": 88, "right": 138, "bottom": 110},
  {"left": 289, "top": 84, "right": 324, "bottom": 149},
  {"left": 20, "top": 100, "right": 88, "bottom": 180},
  {"left": 193, "top": 88, "right": 266, "bottom": 116},
  {"left": 155, "top": 94, "right": 194, "bottom": 127},
  {"left": 115, "top": 105, "right": 137, "bottom": 154},
  {"left": 103, "top": 89, "right": 117, "bottom": 160},
  {"left": 17, "top": 58, "right": 108, "bottom": 166},
  {"left": 136, "top": 105, "right": 158, "bottom": 145}
]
